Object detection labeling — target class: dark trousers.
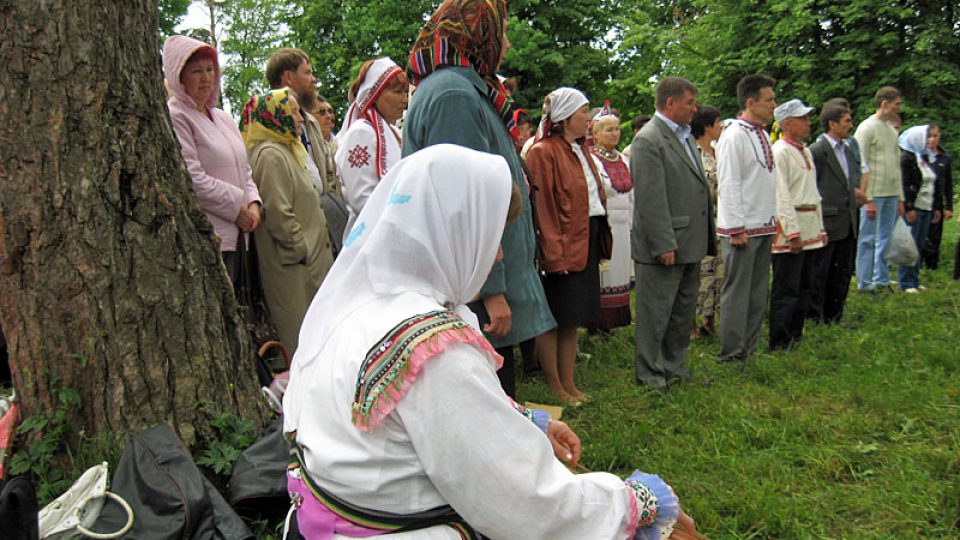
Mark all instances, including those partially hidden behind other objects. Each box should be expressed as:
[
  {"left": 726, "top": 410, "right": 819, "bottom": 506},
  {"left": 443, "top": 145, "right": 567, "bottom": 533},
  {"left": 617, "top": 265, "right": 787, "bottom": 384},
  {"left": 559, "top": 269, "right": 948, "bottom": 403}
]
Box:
[
  {"left": 493, "top": 344, "right": 532, "bottom": 400},
  {"left": 808, "top": 235, "right": 856, "bottom": 324},
  {"left": 922, "top": 218, "right": 943, "bottom": 269},
  {"left": 770, "top": 250, "right": 819, "bottom": 350}
]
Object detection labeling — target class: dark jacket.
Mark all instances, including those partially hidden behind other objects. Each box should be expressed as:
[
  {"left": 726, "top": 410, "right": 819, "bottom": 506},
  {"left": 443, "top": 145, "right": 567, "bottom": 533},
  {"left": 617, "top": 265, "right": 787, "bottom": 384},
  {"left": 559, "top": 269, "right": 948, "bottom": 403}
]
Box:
[
  {"left": 901, "top": 150, "right": 942, "bottom": 213},
  {"left": 931, "top": 148, "right": 953, "bottom": 213},
  {"left": 810, "top": 136, "right": 859, "bottom": 242},
  {"left": 525, "top": 135, "right": 612, "bottom": 273}
]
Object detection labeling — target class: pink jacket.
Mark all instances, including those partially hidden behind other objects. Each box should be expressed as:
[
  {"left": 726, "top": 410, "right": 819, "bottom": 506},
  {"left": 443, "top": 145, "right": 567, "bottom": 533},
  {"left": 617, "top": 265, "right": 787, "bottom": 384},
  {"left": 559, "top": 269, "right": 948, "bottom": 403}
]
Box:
[{"left": 162, "top": 35, "right": 261, "bottom": 252}]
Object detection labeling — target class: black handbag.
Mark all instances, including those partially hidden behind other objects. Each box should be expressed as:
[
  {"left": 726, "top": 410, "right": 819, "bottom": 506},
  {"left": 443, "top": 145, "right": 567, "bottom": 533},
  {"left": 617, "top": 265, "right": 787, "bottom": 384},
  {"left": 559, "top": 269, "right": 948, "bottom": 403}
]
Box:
[
  {"left": 227, "top": 416, "right": 290, "bottom": 520},
  {"left": 235, "top": 231, "right": 279, "bottom": 348},
  {"left": 0, "top": 476, "right": 39, "bottom": 540},
  {"left": 93, "top": 424, "right": 254, "bottom": 540}
]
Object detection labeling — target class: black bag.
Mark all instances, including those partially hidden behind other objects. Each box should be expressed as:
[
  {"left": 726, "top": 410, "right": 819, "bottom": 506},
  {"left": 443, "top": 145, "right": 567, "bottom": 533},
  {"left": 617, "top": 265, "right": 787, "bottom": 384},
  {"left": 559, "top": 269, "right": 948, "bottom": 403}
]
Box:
[
  {"left": 236, "top": 232, "right": 279, "bottom": 348},
  {"left": 320, "top": 191, "right": 349, "bottom": 257},
  {"left": 0, "top": 476, "right": 39, "bottom": 540},
  {"left": 227, "top": 417, "right": 290, "bottom": 520},
  {"left": 94, "top": 424, "right": 254, "bottom": 540}
]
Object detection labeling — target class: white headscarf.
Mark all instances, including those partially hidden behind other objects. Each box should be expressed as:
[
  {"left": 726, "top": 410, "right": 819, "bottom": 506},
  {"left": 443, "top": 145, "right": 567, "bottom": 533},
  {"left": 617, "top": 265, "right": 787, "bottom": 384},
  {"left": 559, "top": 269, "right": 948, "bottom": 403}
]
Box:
[
  {"left": 283, "top": 145, "right": 512, "bottom": 431},
  {"left": 899, "top": 124, "right": 933, "bottom": 160},
  {"left": 536, "top": 87, "right": 589, "bottom": 140}
]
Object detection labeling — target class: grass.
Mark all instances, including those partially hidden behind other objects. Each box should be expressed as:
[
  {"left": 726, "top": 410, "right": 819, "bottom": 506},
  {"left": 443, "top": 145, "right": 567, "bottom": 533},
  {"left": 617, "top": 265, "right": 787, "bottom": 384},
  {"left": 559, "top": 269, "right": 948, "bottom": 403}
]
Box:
[{"left": 517, "top": 224, "right": 960, "bottom": 538}]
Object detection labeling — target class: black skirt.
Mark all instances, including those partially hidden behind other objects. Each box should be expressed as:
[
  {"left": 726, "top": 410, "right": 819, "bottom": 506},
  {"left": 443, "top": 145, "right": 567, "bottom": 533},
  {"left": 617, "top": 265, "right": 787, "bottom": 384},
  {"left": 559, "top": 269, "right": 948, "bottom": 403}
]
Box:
[{"left": 541, "top": 216, "right": 602, "bottom": 328}]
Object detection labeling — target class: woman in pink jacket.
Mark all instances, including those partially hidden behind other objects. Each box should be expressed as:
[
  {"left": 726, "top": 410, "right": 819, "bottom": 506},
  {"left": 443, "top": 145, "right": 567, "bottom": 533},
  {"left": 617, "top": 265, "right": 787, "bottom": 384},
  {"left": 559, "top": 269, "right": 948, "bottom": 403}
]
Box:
[{"left": 162, "top": 35, "right": 262, "bottom": 281}]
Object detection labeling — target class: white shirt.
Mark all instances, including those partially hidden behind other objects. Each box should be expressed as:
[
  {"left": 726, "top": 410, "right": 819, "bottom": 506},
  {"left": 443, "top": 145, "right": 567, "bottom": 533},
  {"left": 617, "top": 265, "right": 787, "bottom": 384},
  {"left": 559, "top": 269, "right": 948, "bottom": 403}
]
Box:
[
  {"left": 771, "top": 139, "right": 825, "bottom": 252},
  {"left": 716, "top": 118, "right": 778, "bottom": 237},
  {"left": 335, "top": 119, "right": 403, "bottom": 236},
  {"left": 570, "top": 142, "right": 606, "bottom": 217}
]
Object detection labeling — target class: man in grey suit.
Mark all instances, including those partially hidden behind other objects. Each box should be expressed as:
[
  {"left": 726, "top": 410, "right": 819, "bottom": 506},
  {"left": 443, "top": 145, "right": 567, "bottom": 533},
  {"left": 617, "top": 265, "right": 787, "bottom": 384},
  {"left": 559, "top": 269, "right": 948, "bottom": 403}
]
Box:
[
  {"left": 809, "top": 102, "right": 861, "bottom": 323},
  {"left": 631, "top": 77, "right": 715, "bottom": 392}
]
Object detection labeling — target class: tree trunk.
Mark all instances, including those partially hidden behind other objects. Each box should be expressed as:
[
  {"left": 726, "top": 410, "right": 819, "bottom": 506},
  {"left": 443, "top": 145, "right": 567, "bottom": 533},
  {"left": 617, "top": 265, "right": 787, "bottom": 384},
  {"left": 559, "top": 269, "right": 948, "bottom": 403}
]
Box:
[{"left": 0, "top": 0, "right": 265, "bottom": 445}]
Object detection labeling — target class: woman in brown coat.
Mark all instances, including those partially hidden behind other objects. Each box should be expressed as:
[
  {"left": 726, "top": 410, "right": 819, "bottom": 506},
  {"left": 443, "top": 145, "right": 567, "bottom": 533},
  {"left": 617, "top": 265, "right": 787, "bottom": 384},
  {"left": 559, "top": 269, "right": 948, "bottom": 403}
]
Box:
[{"left": 526, "top": 87, "right": 611, "bottom": 404}]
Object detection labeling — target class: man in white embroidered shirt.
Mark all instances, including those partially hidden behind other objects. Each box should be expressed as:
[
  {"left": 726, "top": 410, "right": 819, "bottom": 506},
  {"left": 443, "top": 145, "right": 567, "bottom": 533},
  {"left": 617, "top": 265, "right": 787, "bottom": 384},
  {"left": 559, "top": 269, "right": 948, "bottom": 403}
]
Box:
[
  {"left": 716, "top": 74, "right": 778, "bottom": 363},
  {"left": 768, "top": 99, "right": 826, "bottom": 351}
]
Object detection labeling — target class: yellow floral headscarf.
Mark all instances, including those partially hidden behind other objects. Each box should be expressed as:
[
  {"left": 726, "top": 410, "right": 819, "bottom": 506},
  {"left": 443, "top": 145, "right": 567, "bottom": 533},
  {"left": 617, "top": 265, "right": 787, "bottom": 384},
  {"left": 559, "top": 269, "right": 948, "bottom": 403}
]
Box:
[{"left": 241, "top": 88, "right": 308, "bottom": 169}]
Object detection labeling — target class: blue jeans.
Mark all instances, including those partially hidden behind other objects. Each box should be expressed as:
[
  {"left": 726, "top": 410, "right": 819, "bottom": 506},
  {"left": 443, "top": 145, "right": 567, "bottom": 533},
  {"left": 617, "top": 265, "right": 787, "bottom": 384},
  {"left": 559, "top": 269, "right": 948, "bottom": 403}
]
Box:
[
  {"left": 856, "top": 196, "right": 899, "bottom": 289},
  {"left": 898, "top": 210, "right": 932, "bottom": 290}
]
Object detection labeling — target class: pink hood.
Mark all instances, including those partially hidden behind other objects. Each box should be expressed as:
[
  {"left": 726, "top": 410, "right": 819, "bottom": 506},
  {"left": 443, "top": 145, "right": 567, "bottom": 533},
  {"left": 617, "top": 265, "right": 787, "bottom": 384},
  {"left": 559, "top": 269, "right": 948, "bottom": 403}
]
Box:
[{"left": 162, "top": 35, "right": 221, "bottom": 109}]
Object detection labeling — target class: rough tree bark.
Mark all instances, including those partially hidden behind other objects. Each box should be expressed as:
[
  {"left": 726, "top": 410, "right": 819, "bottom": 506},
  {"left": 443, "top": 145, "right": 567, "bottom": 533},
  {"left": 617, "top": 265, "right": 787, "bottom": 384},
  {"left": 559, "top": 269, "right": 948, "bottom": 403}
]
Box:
[{"left": 0, "top": 0, "right": 265, "bottom": 444}]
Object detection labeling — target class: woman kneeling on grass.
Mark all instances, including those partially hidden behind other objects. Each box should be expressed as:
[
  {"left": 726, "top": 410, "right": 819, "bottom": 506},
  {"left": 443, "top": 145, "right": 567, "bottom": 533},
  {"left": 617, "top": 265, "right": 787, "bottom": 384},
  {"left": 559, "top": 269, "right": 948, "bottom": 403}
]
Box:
[{"left": 282, "top": 145, "right": 696, "bottom": 539}]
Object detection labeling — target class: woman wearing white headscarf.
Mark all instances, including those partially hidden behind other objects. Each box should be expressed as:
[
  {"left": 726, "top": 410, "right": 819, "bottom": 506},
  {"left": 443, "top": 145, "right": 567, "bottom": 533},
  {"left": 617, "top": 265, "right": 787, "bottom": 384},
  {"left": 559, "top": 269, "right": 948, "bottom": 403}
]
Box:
[
  {"left": 282, "top": 144, "right": 690, "bottom": 540},
  {"left": 525, "top": 88, "right": 612, "bottom": 405},
  {"left": 898, "top": 124, "right": 942, "bottom": 292},
  {"left": 335, "top": 57, "right": 409, "bottom": 235}
]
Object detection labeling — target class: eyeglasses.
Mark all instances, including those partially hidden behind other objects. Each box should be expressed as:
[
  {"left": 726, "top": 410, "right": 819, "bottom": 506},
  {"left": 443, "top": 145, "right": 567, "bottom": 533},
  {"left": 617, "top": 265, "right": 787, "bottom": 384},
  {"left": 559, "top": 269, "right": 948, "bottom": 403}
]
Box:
[{"left": 317, "top": 108, "right": 334, "bottom": 115}]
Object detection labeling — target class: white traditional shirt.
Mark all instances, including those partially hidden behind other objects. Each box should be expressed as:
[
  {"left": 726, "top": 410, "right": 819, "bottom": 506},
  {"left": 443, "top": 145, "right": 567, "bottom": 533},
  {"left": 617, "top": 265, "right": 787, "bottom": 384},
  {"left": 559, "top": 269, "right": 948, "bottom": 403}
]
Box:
[
  {"left": 335, "top": 119, "right": 402, "bottom": 237},
  {"left": 716, "top": 118, "right": 778, "bottom": 237},
  {"left": 771, "top": 139, "right": 826, "bottom": 253}
]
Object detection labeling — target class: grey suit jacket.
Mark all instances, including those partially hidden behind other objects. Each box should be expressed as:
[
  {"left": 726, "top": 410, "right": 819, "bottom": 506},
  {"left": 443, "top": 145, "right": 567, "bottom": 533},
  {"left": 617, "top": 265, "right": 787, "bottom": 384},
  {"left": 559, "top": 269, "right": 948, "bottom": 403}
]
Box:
[
  {"left": 810, "top": 137, "right": 859, "bottom": 242},
  {"left": 630, "top": 115, "right": 715, "bottom": 265}
]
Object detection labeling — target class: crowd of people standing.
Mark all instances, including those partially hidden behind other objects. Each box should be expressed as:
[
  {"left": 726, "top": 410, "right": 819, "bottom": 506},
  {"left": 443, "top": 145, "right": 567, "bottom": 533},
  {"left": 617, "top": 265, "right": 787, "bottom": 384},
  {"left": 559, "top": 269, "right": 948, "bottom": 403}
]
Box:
[{"left": 160, "top": 0, "right": 954, "bottom": 536}]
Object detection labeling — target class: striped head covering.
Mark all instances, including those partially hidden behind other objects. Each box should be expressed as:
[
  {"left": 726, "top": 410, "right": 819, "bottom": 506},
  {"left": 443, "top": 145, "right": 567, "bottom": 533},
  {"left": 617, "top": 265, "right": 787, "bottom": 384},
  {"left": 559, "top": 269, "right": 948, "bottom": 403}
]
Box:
[
  {"left": 241, "top": 88, "right": 308, "bottom": 169},
  {"left": 407, "top": 0, "right": 515, "bottom": 131}
]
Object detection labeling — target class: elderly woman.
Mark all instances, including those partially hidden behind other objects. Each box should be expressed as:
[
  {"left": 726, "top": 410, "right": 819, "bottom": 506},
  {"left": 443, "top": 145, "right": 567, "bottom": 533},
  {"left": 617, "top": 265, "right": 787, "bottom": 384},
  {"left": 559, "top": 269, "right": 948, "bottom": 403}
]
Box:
[
  {"left": 162, "top": 35, "right": 261, "bottom": 281},
  {"left": 335, "top": 58, "right": 408, "bottom": 234},
  {"left": 690, "top": 105, "right": 724, "bottom": 337},
  {"left": 589, "top": 103, "right": 634, "bottom": 331},
  {"left": 243, "top": 89, "right": 333, "bottom": 354},
  {"left": 526, "top": 88, "right": 612, "bottom": 404},
  {"left": 898, "top": 124, "right": 943, "bottom": 292},
  {"left": 402, "top": 0, "right": 555, "bottom": 399},
  {"left": 282, "top": 144, "right": 692, "bottom": 539}
]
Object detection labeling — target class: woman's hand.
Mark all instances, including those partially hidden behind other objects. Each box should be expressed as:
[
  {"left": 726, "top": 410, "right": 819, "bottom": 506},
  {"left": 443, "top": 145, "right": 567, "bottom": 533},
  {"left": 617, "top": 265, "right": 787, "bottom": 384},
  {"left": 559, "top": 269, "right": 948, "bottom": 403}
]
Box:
[
  {"left": 235, "top": 202, "right": 261, "bottom": 233},
  {"left": 481, "top": 294, "right": 512, "bottom": 338},
  {"left": 546, "top": 420, "right": 581, "bottom": 466},
  {"left": 905, "top": 209, "right": 916, "bottom": 224},
  {"left": 668, "top": 510, "right": 702, "bottom": 539}
]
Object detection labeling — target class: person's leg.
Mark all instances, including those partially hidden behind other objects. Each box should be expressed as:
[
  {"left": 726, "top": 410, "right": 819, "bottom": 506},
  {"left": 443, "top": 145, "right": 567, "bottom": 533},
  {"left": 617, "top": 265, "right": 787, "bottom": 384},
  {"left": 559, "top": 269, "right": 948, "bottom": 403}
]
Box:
[
  {"left": 922, "top": 217, "right": 943, "bottom": 269},
  {"left": 494, "top": 345, "right": 517, "bottom": 399},
  {"left": 221, "top": 250, "right": 238, "bottom": 285},
  {"left": 661, "top": 263, "right": 698, "bottom": 380},
  {"left": 557, "top": 326, "right": 584, "bottom": 399},
  {"left": 856, "top": 205, "right": 878, "bottom": 289},
  {"left": 519, "top": 338, "right": 538, "bottom": 374},
  {"left": 872, "top": 196, "right": 899, "bottom": 287},
  {"left": 535, "top": 329, "right": 572, "bottom": 402},
  {"left": 794, "top": 249, "right": 820, "bottom": 342},
  {"left": 718, "top": 237, "right": 751, "bottom": 362},
  {"left": 745, "top": 236, "right": 772, "bottom": 356},
  {"left": 823, "top": 236, "right": 856, "bottom": 323},
  {"left": 898, "top": 210, "right": 932, "bottom": 290},
  {"left": 635, "top": 262, "right": 681, "bottom": 388},
  {"left": 806, "top": 242, "right": 834, "bottom": 322},
  {"left": 769, "top": 252, "right": 802, "bottom": 350}
]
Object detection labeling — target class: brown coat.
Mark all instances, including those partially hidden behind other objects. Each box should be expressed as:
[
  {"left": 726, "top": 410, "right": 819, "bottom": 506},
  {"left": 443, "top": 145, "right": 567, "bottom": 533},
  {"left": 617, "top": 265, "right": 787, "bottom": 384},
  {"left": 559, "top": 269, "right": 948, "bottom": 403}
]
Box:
[{"left": 526, "top": 135, "right": 612, "bottom": 273}]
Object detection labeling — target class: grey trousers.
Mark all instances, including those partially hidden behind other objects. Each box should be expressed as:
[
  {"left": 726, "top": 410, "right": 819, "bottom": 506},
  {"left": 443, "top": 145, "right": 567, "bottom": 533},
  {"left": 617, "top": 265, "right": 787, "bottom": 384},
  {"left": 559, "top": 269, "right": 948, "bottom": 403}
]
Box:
[
  {"left": 634, "top": 261, "right": 700, "bottom": 388},
  {"left": 718, "top": 236, "right": 772, "bottom": 361}
]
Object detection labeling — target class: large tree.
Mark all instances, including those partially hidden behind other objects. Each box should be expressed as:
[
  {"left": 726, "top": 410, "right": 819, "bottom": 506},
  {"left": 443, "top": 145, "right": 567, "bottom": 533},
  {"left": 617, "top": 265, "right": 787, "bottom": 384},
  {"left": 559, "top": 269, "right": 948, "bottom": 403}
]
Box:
[{"left": 0, "top": 0, "right": 264, "bottom": 445}]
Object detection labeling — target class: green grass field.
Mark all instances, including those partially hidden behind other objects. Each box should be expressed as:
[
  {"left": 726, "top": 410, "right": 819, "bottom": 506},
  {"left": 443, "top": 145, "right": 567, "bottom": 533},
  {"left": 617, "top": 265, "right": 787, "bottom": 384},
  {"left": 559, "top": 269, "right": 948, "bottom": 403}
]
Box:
[{"left": 518, "top": 225, "right": 960, "bottom": 538}]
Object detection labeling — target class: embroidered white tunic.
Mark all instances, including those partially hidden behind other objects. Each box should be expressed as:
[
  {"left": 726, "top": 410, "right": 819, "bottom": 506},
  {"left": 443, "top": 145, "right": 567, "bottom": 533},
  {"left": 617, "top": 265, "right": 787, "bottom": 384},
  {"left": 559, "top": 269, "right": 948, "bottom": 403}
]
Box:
[
  {"left": 771, "top": 140, "right": 826, "bottom": 253},
  {"left": 716, "top": 118, "right": 778, "bottom": 237},
  {"left": 335, "top": 119, "right": 402, "bottom": 238}
]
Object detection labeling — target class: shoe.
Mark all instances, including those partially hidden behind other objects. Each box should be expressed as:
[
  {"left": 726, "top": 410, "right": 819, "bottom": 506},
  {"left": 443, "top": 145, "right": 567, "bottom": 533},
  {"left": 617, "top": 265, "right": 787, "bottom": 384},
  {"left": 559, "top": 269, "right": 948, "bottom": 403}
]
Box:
[
  {"left": 918, "top": 285, "right": 928, "bottom": 291},
  {"left": 904, "top": 287, "right": 919, "bottom": 294}
]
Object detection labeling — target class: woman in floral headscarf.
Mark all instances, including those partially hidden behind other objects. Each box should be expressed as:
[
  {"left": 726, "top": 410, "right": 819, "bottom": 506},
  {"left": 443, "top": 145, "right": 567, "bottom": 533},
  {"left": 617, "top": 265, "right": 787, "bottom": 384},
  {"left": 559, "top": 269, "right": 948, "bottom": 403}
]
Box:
[
  {"left": 403, "top": 0, "right": 556, "bottom": 399},
  {"left": 243, "top": 88, "right": 333, "bottom": 354},
  {"left": 335, "top": 57, "right": 409, "bottom": 235}
]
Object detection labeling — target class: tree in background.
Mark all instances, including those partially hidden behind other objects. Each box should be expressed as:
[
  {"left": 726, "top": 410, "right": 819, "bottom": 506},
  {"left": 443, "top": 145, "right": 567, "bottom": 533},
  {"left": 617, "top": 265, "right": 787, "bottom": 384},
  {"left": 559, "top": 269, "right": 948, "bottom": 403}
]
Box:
[
  {"left": 158, "top": 0, "right": 192, "bottom": 39},
  {"left": 0, "top": 0, "right": 264, "bottom": 445}
]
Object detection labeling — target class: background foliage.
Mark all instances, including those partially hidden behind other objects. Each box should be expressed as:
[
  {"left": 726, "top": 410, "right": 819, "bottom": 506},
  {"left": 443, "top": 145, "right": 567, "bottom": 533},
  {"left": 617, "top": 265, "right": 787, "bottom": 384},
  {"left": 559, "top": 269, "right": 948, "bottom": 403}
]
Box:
[{"left": 163, "top": 0, "right": 960, "bottom": 156}]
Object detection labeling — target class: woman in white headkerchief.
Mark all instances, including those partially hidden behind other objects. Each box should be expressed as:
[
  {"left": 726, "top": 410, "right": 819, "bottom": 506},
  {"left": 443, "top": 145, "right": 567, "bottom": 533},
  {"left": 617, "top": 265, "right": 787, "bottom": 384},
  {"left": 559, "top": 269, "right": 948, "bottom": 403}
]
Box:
[
  {"left": 282, "top": 145, "right": 691, "bottom": 540},
  {"left": 525, "top": 87, "right": 613, "bottom": 405},
  {"left": 335, "top": 57, "right": 409, "bottom": 235}
]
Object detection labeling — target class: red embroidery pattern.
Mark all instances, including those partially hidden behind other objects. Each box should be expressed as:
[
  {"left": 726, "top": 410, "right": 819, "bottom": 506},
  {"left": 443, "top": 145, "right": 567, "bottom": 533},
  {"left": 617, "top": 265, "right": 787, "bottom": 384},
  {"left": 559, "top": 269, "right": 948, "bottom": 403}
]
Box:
[{"left": 348, "top": 145, "right": 370, "bottom": 169}]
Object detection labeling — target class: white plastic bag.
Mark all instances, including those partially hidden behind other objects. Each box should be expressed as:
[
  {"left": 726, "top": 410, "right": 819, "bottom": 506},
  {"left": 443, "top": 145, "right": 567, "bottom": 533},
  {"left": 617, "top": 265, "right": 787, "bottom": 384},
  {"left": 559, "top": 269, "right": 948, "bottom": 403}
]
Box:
[
  {"left": 39, "top": 462, "right": 133, "bottom": 539},
  {"left": 883, "top": 217, "right": 919, "bottom": 266}
]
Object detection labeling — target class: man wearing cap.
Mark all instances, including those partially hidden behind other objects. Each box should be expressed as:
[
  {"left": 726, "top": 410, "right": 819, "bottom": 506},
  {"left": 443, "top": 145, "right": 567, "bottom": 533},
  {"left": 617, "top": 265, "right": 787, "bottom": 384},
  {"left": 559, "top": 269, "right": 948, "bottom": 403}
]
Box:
[
  {"left": 716, "top": 74, "right": 778, "bottom": 363},
  {"left": 631, "top": 76, "right": 714, "bottom": 392},
  {"left": 769, "top": 99, "right": 826, "bottom": 350}
]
